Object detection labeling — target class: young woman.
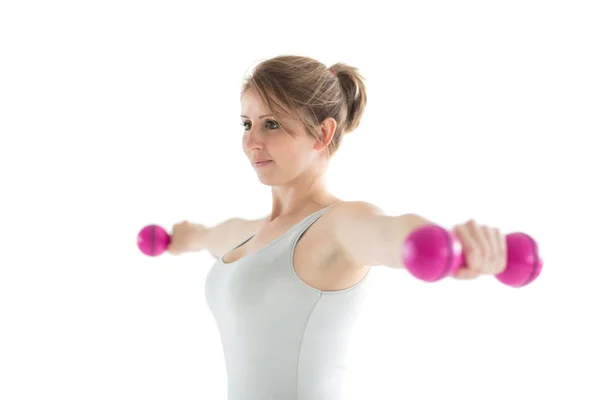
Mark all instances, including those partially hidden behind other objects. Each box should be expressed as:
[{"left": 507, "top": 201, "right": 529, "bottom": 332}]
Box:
[{"left": 167, "top": 55, "right": 507, "bottom": 400}]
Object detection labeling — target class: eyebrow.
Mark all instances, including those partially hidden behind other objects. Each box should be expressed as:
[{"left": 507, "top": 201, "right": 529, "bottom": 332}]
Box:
[{"left": 240, "top": 114, "right": 274, "bottom": 119}]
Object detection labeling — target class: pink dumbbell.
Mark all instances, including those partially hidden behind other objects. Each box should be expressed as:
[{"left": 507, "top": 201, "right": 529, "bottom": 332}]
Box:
[
  {"left": 137, "top": 225, "right": 171, "bottom": 257},
  {"left": 402, "top": 224, "right": 542, "bottom": 287}
]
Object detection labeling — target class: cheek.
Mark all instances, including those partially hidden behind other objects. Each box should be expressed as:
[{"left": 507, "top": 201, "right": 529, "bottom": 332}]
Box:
[{"left": 285, "top": 146, "right": 315, "bottom": 170}]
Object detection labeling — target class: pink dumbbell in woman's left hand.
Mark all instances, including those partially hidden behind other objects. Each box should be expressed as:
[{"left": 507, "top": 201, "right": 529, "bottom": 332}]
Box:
[
  {"left": 402, "top": 224, "right": 543, "bottom": 287},
  {"left": 137, "top": 225, "right": 171, "bottom": 257}
]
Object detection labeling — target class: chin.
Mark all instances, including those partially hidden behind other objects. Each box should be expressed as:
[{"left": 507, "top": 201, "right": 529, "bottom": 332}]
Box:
[
  {"left": 255, "top": 169, "right": 288, "bottom": 187},
  {"left": 256, "top": 175, "right": 279, "bottom": 186}
]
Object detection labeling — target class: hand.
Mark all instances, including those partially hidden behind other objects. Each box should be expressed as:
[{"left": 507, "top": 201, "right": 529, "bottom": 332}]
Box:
[
  {"left": 167, "top": 221, "right": 207, "bottom": 255},
  {"left": 451, "top": 219, "right": 507, "bottom": 280}
]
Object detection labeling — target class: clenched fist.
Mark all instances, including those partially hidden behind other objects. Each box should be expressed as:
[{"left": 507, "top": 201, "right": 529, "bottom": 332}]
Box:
[{"left": 166, "top": 221, "right": 208, "bottom": 255}]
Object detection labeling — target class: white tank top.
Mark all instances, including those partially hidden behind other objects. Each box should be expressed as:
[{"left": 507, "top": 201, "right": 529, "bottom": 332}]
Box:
[{"left": 204, "top": 204, "right": 371, "bottom": 399}]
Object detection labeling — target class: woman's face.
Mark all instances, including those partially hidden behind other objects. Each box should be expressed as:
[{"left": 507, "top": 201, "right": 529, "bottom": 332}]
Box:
[{"left": 240, "top": 88, "right": 320, "bottom": 186}]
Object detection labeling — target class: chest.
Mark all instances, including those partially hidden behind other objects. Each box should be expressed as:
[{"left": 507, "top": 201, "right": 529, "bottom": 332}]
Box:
[{"left": 221, "top": 218, "right": 367, "bottom": 292}]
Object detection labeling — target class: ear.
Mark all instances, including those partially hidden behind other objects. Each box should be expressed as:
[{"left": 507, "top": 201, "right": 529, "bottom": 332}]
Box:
[{"left": 314, "top": 117, "right": 337, "bottom": 151}]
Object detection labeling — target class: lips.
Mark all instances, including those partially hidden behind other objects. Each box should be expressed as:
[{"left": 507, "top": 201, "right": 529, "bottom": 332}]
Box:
[{"left": 253, "top": 160, "right": 272, "bottom": 167}]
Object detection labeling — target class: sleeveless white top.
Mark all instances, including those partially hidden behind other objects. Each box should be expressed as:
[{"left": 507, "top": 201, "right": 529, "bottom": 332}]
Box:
[{"left": 205, "top": 205, "right": 371, "bottom": 399}]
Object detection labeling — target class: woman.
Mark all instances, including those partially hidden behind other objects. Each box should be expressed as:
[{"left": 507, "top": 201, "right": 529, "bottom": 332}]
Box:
[{"left": 168, "top": 55, "right": 507, "bottom": 399}]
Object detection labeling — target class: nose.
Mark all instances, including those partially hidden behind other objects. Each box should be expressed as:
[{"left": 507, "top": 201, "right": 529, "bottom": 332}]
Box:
[{"left": 243, "top": 125, "right": 264, "bottom": 151}]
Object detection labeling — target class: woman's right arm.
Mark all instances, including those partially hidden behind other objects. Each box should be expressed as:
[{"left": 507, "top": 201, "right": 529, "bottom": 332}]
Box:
[{"left": 168, "top": 217, "right": 267, "bottom": 258}]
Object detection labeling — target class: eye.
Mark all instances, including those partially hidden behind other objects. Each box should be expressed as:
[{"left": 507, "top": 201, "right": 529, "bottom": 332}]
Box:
[
  {"left": 241, "top": 119, "right": 280, "bottom": 131},
  {"left": 265, "top": 119, "right": 280, "bottom": 129}
]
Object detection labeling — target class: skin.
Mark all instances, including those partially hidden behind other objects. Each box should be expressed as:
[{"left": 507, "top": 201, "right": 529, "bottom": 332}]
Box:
[
  {"left": 237, "top": 87, "right": 507, "bottom": 281},
  {"left": 240, "top": 88, "right": 340, "bottom": 220}
]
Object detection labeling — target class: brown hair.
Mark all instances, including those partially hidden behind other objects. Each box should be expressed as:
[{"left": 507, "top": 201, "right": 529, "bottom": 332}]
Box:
[{"left": 241, "top": 55, "right": 367, "bottom": 157}]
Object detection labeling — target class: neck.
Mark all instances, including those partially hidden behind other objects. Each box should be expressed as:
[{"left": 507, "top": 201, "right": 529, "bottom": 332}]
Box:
[{"left": 269, "top": 168, "right": 333, "bottom": 221}]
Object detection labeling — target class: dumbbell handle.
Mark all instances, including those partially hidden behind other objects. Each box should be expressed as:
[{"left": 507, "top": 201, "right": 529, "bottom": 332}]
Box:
[{"left": 402, "top": 225, "right": 542, "bottom": 287}]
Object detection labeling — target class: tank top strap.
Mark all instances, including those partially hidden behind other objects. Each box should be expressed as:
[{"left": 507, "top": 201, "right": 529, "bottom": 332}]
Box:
[
  {"left": 288, "top": 202, "right": 339, "bottom": 242},
  {"left": 222, "top": 203, "right": 341, "bottom": 261}
]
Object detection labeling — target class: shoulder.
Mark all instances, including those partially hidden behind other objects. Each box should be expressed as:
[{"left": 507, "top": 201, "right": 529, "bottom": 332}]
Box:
[
  {"left": 326, "top": 200, "right": 387, "bottom": 221},
  {"left": 322, "top": 200, "right": 388, "bottom": 242},
  {"left": 319, "top": 200, "right": 391, "bottom": 267}
]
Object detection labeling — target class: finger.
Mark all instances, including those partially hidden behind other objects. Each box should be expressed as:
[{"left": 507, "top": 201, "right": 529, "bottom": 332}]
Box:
[
  {"left": 484, "top": 226, "right": 499, "bottom": 257},
  {"left": 466, "top": 220, "right": 493, "bottom": 274},
  {"left": 482, "top": 225, "right": 501, "bottom": 273},
  {"left": 452, "top": 223, "right": 482, "bottom": 277},
  {"left": 166, "top": 243, "right": 180, "bottom": 255},
  {"left": 495, "top": 228, "right": 507, "bottom": 274},
  {"left": 453, "top": 267, "right": 481, "bottom": 279}
]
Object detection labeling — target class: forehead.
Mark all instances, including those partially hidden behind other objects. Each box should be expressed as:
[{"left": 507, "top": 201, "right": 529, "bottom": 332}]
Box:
[{"left": 240, "top": 89, "right": 269, "bottom": 115}]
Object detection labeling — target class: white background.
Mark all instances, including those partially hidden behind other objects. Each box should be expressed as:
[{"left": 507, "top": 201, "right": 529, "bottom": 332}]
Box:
[{"left": 1, "top": 0, "right": 599, "bottom": 399}]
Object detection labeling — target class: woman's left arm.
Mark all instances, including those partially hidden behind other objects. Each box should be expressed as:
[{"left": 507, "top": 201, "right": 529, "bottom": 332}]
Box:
[{"left": 330, "top": 201, "right": 507, "bottom": 279}]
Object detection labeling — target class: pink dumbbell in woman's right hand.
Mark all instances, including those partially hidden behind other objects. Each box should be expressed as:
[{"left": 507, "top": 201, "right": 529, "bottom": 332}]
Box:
[
  {"left": 402, "top": 224, "right": 543, "bottom": 287},
  {"left": 137, "top": 225, "right": 171, "bottom": 257}
]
